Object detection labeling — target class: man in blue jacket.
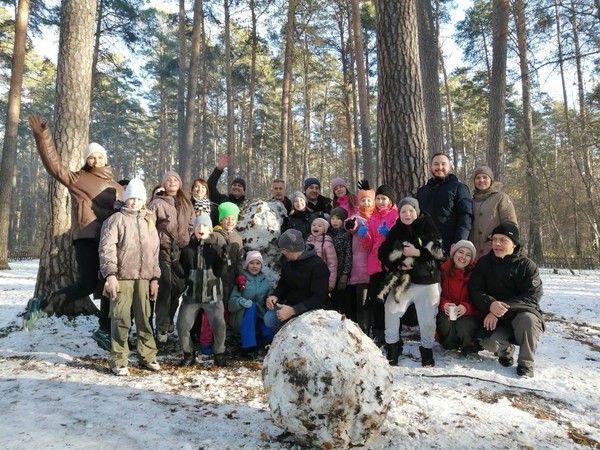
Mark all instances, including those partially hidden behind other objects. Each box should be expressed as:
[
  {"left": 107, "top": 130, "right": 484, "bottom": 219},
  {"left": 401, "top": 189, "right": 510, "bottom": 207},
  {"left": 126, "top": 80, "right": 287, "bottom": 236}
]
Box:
[{"left": 416, "top": 153, "right": 473, "bottom": 256}]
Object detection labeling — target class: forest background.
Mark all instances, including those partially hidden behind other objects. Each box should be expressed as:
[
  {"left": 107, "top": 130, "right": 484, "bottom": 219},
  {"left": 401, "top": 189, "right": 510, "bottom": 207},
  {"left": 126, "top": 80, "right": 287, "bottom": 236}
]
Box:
[{"left": 0, "top": 0, "right": 598, "bottom": 295}]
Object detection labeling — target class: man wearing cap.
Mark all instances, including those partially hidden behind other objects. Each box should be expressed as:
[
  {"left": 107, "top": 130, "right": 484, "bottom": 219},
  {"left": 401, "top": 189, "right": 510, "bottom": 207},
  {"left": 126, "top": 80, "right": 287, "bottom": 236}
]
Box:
[
  {"left": 469, "top": 223, "right": 544, "bottom": 377},
  {"left": 264, "top": 229, "right": 329, "bottom": 332},
  {"left": 416, "top": 153, "right": 473, "bottom": 255},
  {"left": 303, "top": 177, "right": 332, "bottom": 215},
  {"left": 207, "top": 154, "right": 246, "bottom": 206}
]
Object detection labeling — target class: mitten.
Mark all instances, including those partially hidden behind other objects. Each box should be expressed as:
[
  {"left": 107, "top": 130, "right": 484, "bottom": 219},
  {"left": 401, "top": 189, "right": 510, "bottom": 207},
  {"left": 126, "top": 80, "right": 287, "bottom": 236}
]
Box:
[
  {"left": 357, "top": 223, "right": 368, "bottom": 238},
  {"left": 336, "top": 274, "right": 348, "bottom": 290},
  {"left": 236, "top": 275, "right": 247, "bottom": 290},
  {"left": 357, "top": 179, "right": 371, "bottom": 191},
  {"left": 344, "top": 217, "right": 356, "bottom": 230},
  {"left": 240, "top": 298, "right": 253, "bottom": 308},
  {"left": 378, "top": 221, "right": 390, "bottom": 237}
]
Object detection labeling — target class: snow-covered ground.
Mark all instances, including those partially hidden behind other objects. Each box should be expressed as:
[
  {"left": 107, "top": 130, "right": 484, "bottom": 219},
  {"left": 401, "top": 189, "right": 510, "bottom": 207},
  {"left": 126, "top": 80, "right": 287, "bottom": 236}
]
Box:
[{"left": 0, "top": 259, "right": 599, "bottom": 449}]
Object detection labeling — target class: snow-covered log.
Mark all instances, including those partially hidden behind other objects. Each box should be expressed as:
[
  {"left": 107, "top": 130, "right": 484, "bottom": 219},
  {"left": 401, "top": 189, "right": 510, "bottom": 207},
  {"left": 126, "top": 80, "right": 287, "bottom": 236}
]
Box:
[{"left": 262, "top": 309, "right": 393, "bottom": 449}]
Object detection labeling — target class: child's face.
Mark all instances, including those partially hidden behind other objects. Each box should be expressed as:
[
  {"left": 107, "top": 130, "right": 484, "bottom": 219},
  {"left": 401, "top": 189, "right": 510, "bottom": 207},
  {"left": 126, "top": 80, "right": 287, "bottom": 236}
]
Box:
[
  {"left": 164, "top": 176, "right": 180, "bottom": 195},
  {"left": 375, "top": 195, "right": 391, "bottom": 210},
  {"left": 293, "top": 197, "right": 306, "bottom": 211},
  {"left": 330, "top": 216, "right": 343, "bottom": 229},
  {"left": 311, "top": 220, "right": 326, "bottom": 236},
  {"left": 220, "top": 215, "right": 237, "bottom": 231},
  {"left": 125, "top": 197, "right": 144, "bottom": 211},
  {"left": 399, "top": 204, "right": 417, "bottom": 225},
  {"left": 246, "top": 260, "right": 262, "bottom": 275},
  {"left": 194, "top": 224, "right": 212, "bottom": 240},
  {"left": 360, "top": 196, "right": 374, "bottom": 208},
  {"left": 333, "top": 185, "right": 347, "bottom": 198}
]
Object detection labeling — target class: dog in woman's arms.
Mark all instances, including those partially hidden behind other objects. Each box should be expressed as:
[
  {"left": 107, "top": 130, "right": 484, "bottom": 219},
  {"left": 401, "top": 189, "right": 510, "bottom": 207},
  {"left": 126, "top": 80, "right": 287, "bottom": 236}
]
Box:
[{"left": 377, "top": 236, "right": 444, "bottom": 303}]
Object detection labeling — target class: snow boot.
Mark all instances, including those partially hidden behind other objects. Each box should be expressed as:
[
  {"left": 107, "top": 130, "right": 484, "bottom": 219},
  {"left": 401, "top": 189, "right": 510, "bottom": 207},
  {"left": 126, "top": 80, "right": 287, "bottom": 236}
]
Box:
[
  {"left": 419, "top": 346, "right": 435, "bottom": 367},
  {"left": 385, "top": 341, "right": 402, "bottom": 366},
  {"left": 180, "top": 352, "right": 196, "bottom": 367}
]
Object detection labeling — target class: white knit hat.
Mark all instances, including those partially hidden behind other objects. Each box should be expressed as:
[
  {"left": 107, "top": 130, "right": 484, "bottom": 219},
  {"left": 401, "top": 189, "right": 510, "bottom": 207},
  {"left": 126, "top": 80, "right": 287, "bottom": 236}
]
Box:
[
  {"left": 123, "top": 178, "right": 147, "bottom": 202},
  {"left": 243, "top": 250, "right": 263, "bottom": 269},
  {"left": 83, "top": 142, "right": 107, "bottom": 161}
]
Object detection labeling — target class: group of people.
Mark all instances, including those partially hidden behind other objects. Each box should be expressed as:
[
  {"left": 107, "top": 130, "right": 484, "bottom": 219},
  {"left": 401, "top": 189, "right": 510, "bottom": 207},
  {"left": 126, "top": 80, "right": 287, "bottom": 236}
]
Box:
[{"left": 23, "top": 115, "right": 544, "bottom": 378}]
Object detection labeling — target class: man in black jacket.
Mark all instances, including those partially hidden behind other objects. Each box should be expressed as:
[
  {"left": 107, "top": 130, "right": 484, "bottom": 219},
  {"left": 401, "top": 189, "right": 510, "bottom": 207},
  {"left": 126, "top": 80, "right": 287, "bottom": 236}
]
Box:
[
  {"left": 469, "top": 223, "right": 544, "bottom": 377},
  {"left": 264, "top": 229, "right": 329, "bottom": 332},
  {"left": 303, "top": 177, "right": 332, "bottom": 215},
  {"left": 207, "top": 154, "right": 246, "bottom": 206},
  {"left": 416, "top": 153, "right": 472, "bottom": 255}
]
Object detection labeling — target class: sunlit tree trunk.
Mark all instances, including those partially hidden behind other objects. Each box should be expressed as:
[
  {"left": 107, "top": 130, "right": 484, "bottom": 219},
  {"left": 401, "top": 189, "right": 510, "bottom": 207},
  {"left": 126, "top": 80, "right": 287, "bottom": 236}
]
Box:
[
  {"left": 177, "top": 0, "right": 186, "bottom": 166},
  {"left": 280, "top": 0, "right": 298, "bottom": 181},
  {"left": 246, "top": 0, "right": 257, "bottom": 182},
  {"left": 224, "top": 0, "right": 235, "bottom": 181}
]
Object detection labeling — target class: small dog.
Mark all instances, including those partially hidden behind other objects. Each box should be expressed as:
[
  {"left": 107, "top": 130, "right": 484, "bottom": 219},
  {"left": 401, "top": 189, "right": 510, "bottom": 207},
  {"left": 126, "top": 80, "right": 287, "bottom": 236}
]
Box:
[{"left": 377, "top": 236, "right": 444, "bottom": 303}]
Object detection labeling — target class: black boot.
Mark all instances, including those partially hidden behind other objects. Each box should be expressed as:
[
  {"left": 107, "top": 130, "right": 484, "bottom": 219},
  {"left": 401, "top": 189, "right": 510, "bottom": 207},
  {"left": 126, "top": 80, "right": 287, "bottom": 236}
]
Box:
[
  {"left": 180, "top": 352, "right": 196, "bottom": 367},
  {"left": 419, "top": 346, "right": 435, "bottom": 367},
  {"left": 214, "top": 353, "right": 228, "bottom": 367},
  {"left": 385, "top": 342, "right": 402, "bottom": 366}
]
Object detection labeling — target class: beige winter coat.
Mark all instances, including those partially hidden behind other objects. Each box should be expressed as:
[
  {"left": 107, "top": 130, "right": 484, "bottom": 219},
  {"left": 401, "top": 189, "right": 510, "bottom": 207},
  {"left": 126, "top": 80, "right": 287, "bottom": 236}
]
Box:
[
  {"left": 99, "top": 207, "right": 160, "bottom": 280},
  {"left": 147, "top": 195, "right": 194, "bottom": 250},
  {"left": 469, "top": 183, "right": 518, "bottom": 259}
]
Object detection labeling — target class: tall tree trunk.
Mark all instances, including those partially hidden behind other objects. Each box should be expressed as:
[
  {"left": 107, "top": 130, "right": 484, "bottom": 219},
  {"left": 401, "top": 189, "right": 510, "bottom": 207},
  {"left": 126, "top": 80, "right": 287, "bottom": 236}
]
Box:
[
  {"left": 487, "top": 0, "right": 509, "bottom": 181},
  {"left": 416, "top": 0, "right": 443, "bottom": 159},
  {"left": 224, "top": 0, "right": 235, "bottom": 181},
  {"left": 302, "top": 33, "right": 311, "bottom": 181},
  {"left": 375, "top": 0, "right": 428, "bottom": 196},
  {"left": 180, "top": 0, "right": 203, "bottom": 186},
  {"left": 35, "top": 0, "right": 97, "bottom": 297},
  {"left": 350, "top": 0, "right": 373, "bottom": 182},
  {"left": 246, "top": 0, "right": 257, "bottom": 182},
  {"left": 0, "top": 0, "right": 30, "bottom": 270},
  {"left": 177, "top": 0, "right": 187, "bottom": 167},
  {"left": 90, "top": 0, "right": 103, "bottom": 112},
  {"left": 514, "top": 0, "right": 543, "bottom": 263},
  {"left": 280, "top": 0, "right": 298, "bottom": 181}
]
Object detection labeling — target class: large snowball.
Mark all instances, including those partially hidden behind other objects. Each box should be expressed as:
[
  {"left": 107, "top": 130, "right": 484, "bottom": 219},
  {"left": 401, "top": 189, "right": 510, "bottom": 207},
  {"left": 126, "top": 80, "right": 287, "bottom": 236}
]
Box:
[{"left": 262, "top": 309, "right": 393, "bottom": 449}]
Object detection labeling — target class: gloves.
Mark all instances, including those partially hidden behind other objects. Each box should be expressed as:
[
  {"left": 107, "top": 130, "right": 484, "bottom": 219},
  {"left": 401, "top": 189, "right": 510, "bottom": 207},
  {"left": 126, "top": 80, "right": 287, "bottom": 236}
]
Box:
[
  {"left": 378, "top": 221, "right": 390, "bottom": 237},
  {"left": 336, "top": 274, "right": 348, "bottom": 290},
  {"left": 236, "top": 275, "right": 247, "bottom": 290},
  {"left": 344, "top": 217, "right": 356, "bottom": 230},
  {"left": 357, "top": 179, "right": 371, "bottom": 191},
  {"left": 240, "top": 298, "right": 253, "bottom": 308},
  {"left": 357, "top": 223, "right": 368, "bottom": 238}
]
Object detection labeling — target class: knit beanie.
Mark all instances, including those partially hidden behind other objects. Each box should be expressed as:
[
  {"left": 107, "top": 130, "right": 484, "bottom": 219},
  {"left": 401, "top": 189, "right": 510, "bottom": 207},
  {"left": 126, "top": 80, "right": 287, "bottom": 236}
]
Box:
[
  {"left": 291, "top": 191, "right": 307, "bottom": 207},
  {"left": 473, "top": 165, "right": 494, "bottom": 183},
  {"left": 243, "top": 250, "right": 263, "bottom": 269},
  {"left": 330, "top": 177, "right": 349, "bottom": 194},
  {"left": 84, "top": 142, "right": 107, "bottom": 161},
  {"left": 357, "top": 189, "right": 376, "bottom": 218},
  {"left": 278, "top": 229, "right": 305, "bottom": 252},
  {"left": 312, "top": 217, "right": 330, "bottom": 233},
  {"left": 450, "top": 240, "right": 476, "bottom": 262},
  {"left": 218, "top": 201, "right": 240, "bottom": 222},
  {"left": 231, "top": 177, "right": 246, "bottom": 191},
  {"left": 375, "top": 184, "right": 395, "bottom": 205},
  {"left": 193, "top": 213, "right": 213, "bottom": 230},
  {"left": 304, "top": 177, "right": 321, "bottom": 191},
  {"left": 491, "top": 222, "right": 520, "bottom": 245},
  {"left": 330, "top": 206, "right": 348, "bottom": 221},
  {"left": 123, "top": 178, "right": 147, "bottom": 202},
  {"left": 398, "top": 197, "right": 420, "bottom": 216},
  {"left": 162, "top": 170, "right": 183, "bottom": 187}
]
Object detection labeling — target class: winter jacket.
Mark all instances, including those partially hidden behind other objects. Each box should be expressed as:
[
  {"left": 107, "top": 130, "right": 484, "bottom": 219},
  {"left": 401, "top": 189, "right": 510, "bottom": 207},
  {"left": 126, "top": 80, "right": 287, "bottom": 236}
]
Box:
[
  {"left": 469, "top": 245, "right": 544, "bottom": 328},
  {"left": 148, "top": 195, "right": 194, "bottom": 250},
  {"left": 416, "top": 173, "right": 473, "bottom": 255},
  {"left": 228, "top": 270, "right": 274, "bottom": 332},
  {"left": 333, "top": 194, "right": 357, "bottom": 217},
  {"left": 207, "top": 167, "right": 246, "bottom": 206},
  {"left": 32, "top": 122, "right": 123, "bottom": 241},
  {"left": 273, "top": 244, "right": 329, "bottom": 315},
  {"left": 359, "top": 204, "right": 399, "bottom": 276},
  {"left": 99, "top": 207, "right": 160, "bottom": 281},
  {"left": 307, "top": 234, "right": 338, "bottom": 290},
  {"left": 438, "top": 258, "right": 479, "bottom": 316},
  {"left": 213, "top": 226, "right": 245, "bottom": 290},
  {"left": 179, "top": 234, "right": 229, "bottom": 303},
  {"left": 469, "top": 183, "right": 517, "bottom": 260},
  {"left": 378, "top": 212, "right": 443, "bottom": 285},
  {"left": 348, "top": 216, "right": 370, "bottom": 285},
  {"left": 329, "top": 227, "right": 353, "bottom": 277},
  {"left": 281, "top": 209, "right": 315, "bottom": 239},
  {"left": 307, "top": 194, "right": 333, "bottom": 215}
]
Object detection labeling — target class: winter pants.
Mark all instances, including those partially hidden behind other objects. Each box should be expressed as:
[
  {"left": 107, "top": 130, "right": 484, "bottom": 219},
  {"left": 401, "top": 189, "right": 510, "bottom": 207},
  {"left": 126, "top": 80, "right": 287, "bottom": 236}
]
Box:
[
  {"left": 239, "top": 303, "right": 275, "bottom": 348},
  {"left": 384, "top": 283, "right": 440, "bottom": 348},
  {"left": 155, "top": 248, "right": 184, "bottom": 334},
  {"left": 348, "top": 283, "right": 370, "bottom": 332},
  {"left": 264, "top": 306, "right": 289, "bottom": 333},
  {"left": 367, "top": 272, "right": 386, "bottom": 331},
  {"left": 481, "top": 311, "right": 543, "bottom": 369},
  {"left": 177, "top": 296, "right": 226, "bottom": 355},
  {"left": 108, "top": 279, "right": 157, "bottom": 369},
  {"left": 436, "top": 313, "right": 481, "bottom": 354}
]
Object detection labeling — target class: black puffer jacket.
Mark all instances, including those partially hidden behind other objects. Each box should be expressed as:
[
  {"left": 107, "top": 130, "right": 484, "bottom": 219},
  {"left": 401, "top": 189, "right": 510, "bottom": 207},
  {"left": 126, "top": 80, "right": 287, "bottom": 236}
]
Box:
[
  {"left": 378, "top": 212, "right": 443, "bottom": 285},
  {"left": 468, "top": 246, "right": 544, "bottom": 327},
  {"left": 416, "top": 173, "right": 473, "bottom": 255}
]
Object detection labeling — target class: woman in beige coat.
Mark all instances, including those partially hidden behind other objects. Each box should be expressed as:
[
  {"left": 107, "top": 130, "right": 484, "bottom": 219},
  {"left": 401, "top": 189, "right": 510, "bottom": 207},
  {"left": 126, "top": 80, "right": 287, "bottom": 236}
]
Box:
[{"left": 469, "top": 165, "right": 517, "bottom": 259}]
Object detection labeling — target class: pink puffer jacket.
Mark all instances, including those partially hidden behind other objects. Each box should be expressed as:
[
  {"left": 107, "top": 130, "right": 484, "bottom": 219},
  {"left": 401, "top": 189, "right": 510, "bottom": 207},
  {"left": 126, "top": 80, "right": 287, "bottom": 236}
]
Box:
[{"left": 359, "top": 205, "right": 399, "bottom": 276}]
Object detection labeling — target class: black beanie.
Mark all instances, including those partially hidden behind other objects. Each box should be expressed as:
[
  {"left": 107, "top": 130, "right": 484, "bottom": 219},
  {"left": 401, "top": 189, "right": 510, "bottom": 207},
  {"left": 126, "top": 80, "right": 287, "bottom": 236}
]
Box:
[
  {"left": 491, "top": 222, "right": 520, "bottom": 245},
  {"left": 331, "top": 207, "right": 348, "bottom": 221},
  {"left": 375, "top": 184, "right": 395, "bottom": 205}
]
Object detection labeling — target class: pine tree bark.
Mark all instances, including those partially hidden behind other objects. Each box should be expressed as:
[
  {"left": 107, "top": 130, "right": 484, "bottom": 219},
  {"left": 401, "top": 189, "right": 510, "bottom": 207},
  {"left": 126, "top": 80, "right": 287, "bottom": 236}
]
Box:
[
  {"left": 0, "top": 0, "right": 30, "bottom": 270},
  {"left": 375, "top": 0, "right": 428, "bottom": 196},
  {"left": 177, "top": 0, "right": 187, "bottom": 168},
  {"left": 280, "top": 0, "right": 298, "bottom": 182}
]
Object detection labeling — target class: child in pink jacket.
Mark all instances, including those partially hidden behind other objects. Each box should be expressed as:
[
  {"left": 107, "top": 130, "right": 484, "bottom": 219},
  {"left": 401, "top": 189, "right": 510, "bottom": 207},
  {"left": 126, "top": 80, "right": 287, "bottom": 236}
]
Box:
[{"left": 307, "top": 217, "right": 338, "bottom": 294}]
